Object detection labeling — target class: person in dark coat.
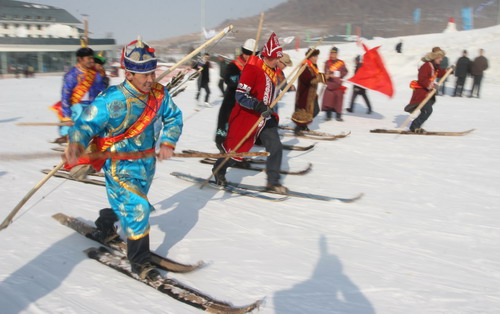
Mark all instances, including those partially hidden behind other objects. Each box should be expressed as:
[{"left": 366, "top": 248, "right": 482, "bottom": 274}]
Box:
[
  {"left": 404, "top": 48, "right": 447, "bottom": 133},
  {"left": 346, "top": 55, "right": 372, "bottom": 114},
  {"left": 216, "top": 55, "right": 228, "bottom": 96},
  {"left": 321, "top": 46, "right": 348, "bottom": 121},
  {"left": 469, "top": 49, "right": 488, "bottom": 98},
  {"left": 453, "top": 50, "right": 471, "bottom": 97},
  {"left": 194, "top": 53, "right": 211, "bottom": 105},
  {"left": 214, "top": 39, "right": 255, "bottom": 152},
  {"left": 292, "top": 48, "right": 323, "bottom": 133},
  {"left": 437, "top": 54, "right": 449, "bottom": 95}
]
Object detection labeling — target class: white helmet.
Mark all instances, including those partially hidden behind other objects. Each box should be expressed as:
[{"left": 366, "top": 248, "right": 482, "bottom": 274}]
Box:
[{"left": 241, "top": 38, "right": 256, "bottom": 55}]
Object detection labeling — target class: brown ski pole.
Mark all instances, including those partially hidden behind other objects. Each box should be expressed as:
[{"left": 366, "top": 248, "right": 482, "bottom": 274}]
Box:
[
  {"left": 399, "top": 67, "right": 454, "bottom": 130},
  {"left": 0, "top": 160, "right": 65, "bottom": 231}
]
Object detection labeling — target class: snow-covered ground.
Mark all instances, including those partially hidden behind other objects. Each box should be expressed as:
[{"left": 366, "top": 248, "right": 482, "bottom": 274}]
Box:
[{"left": 1, "top": 25, "right": 499, "bottom": 314}]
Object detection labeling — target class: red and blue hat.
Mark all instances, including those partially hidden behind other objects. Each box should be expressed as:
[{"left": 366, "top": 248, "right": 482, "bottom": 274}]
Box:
[{"left": 121, "top": 36, "right": 158, "bottom": 74}]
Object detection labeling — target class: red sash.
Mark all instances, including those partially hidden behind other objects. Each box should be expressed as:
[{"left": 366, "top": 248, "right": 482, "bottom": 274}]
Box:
[{"left": 65, "top": 83, "right": 165, "bottom": 171}]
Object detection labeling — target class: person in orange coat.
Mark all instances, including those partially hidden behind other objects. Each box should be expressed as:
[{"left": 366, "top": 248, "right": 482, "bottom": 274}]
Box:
[
  {"left": 321, "top": 46, "right": 348, "bottom": 121},
  {"left": 404, "top": 48, "right": 448, "bottom": 132}
]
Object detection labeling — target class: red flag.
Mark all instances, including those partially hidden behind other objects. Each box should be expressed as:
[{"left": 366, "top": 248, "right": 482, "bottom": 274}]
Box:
[{"left": 348, "top": 44, "right": 394, "bottom": 98}]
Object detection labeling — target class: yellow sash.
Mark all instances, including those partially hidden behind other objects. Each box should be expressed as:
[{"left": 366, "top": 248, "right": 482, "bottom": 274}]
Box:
[{"left": 71, "top": 65, "right": 97, "bottom": 104}]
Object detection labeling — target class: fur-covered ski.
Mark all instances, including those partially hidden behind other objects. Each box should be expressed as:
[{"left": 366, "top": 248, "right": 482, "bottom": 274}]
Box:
[
  {"left": 226, "top": 181, "right": 363, "bottom": 202},
  {"left": 86, "top": 246, "right": 262, "bottom": 313},
  {"left": 42, "top": 169, "right": 105, "bottom": 186},
  {"left": 171, "top": 172, "right": 288, "bottom": 201},
  {"left": 52, "top": 213, "right": 204, "bottom": 273},
  {"left": 369, "top": 128, "right": 475, "bottom": 136},
  {"left": 199, "top": 158, "right": 312, "bottom": 175}
]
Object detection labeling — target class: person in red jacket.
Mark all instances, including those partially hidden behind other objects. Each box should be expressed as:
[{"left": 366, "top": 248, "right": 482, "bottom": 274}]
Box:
[
  {"left": 212, "top": 33, "right": 288, "bottom": 194},
  {"left": 321, "top": 46, "right": 348, "bottom": 121},
  {"left": 404, "top": 48, "right": 448, "bottom": 133}
]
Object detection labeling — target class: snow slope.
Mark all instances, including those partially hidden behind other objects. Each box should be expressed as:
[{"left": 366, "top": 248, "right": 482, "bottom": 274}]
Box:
[{"left": 1, "top": 25, "right": 499, "bottom": 314}]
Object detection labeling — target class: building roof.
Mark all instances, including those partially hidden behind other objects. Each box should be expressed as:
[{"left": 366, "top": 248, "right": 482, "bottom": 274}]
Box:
[{"left": 0, "top": 0, "right": 81, "bottom": 24}]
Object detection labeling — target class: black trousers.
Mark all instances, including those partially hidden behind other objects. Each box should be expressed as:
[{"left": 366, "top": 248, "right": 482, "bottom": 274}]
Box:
[
  {"left": 213, "top": 117, "right": 283, "bottom": 186},
  {"left": 410, "top": 97, "right": 435, "bottom": 130},
  {"left": 470, "top": 75, "right": 483, "bottom": 97},
  {"left": 453, "top": 76, "right": 466, "bottom": 96},
  {"left": 348, "top": 88, "right": 371, "bottom": 111},
  {"left": 218, "top": 78, "right": 225, "bottom": 95},
  {"left": 196, "top": 81, "right": 210, "bottom": 102}
]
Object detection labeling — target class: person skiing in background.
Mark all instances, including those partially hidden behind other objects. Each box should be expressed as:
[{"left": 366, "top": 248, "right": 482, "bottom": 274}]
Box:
[
  {"left": 469, "top": 48, "right": 488, "bottom": 98},
  {"left": 214, "top": 39, "right": 256, "bottom": 152},
  {"left": 50, "top": 46, "right": 107, "bottom": 144},
  {"left": 453, "top": 50, "right": 471, "bottom": 97},
  {"left": 64, "top": 38, "right": 183, "bottom": 281},
  {"left": 194, "top": 53, "right": 211, "bottom": 106},
  {"left": 321, "top": 46, "right": 348, "bottom": 121},
  {"left": 404, "top": 48, "right": 448, "bottom": 133},
  {"left": 292, "top": 48, "right": 323, "bottom": 133},
  {"left": 212, "top": 33, "right": 288, "bottom": 194},
  {"left": 216, "top": 54, "right": 228, "bottom": 96},
  {"left": 346, "top": 55, "right": 372, "bottom": 114}
]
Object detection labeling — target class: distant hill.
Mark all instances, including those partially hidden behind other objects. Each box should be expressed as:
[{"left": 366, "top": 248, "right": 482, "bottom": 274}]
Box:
[{"left": 151, "top": 0, "right": 499, "bottom": 58}]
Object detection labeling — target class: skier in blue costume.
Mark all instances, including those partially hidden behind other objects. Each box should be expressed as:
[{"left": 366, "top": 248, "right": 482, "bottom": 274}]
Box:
[
  {"left": 51, "top": 46, "right": 108, "bottom": 144},
  {"left": 65, "top": 38, "right": 183, "bottom": 280}
]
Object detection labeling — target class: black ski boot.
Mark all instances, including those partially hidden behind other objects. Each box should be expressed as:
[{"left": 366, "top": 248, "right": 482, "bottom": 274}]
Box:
[
  {"left": 128, "top": 235, "right": 161, "bottom": 281},
  {"left": 92, "top": 208, "right": 119, "bottom": 244}
]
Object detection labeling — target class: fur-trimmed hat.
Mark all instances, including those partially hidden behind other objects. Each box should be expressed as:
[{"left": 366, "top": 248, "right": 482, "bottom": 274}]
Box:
[
  {"left": 121, "top": 36, "right": 158, "bottom": 74},
  {"left": 280, "top": 53, "right": 293, "bottom": 67},
  {"left": 306, "top": 48, "right": 320, "bottom": 58},
  {"left": 421, "top": 48, "right": 446, "bottom": 62},
  {"left": 261, "top": 33, "right": 283, "bottom": 58}
]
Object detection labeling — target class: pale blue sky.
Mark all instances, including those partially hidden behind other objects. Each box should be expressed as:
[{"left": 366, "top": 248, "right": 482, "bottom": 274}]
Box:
[{"left": 30, "top": 0, "right": 287, "bottom": 44}]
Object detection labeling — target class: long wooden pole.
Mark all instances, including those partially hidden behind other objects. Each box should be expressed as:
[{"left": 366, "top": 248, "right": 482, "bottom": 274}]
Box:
[
  {"left": 252, "top": 13, "right": 265, "bottom": 56},
  {"left": 399, "top": 67, "right": 454, "bottom": 130},
  {"left": 0, "top": 161, "right": 65, "bottom": 231},
  {"left": 85, "top": 151, "right": 270, "bottom": 160},
  {"left": 155, "top": 25, "right": 233, "bottom": 83}
]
